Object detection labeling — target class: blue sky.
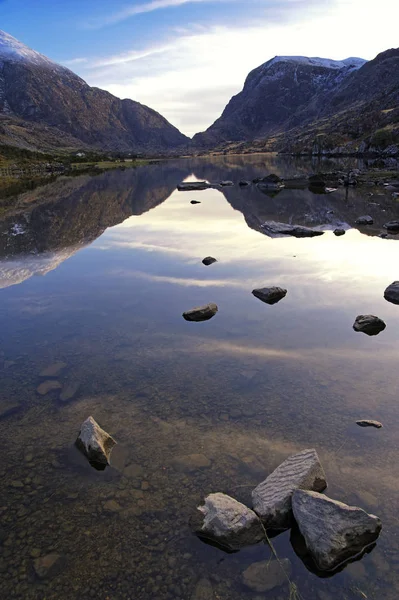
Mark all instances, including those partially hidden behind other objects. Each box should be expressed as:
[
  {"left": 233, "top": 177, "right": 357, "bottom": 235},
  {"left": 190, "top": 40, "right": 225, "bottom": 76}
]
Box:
[{"left": 1, "top": 0, "right": 397, "bottom": 136}]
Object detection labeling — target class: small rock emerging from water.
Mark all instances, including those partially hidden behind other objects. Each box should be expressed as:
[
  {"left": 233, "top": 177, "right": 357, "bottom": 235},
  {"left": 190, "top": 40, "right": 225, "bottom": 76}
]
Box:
[
  {"left": 190, "top": 200, "right": 201, "bottom": 204},
  {"left": 202, "top": 256, "right": 217, "bottom": 266},
  {"left": 220, "top": 180, "right": 234, "bottom": 186},
  {"left": 383, "top": 220, "right": 399, "bottom": 232},
  {"left": 384, "top": 281, "right": 399, "bottom": 305},
  {"left": 292, "top": 489, "right": 382, "bottom": 571},
  {"left": 191, "top": 492, "right": 264, "bottom": 551},
  {"left": 178, "top": 181, "right": 210, "bottom": 191},
  {"left": 183, "top": 303, "right": 218, "bottom": 321},
  {"left": 252, "top": 286, "right": 287, "bottom": 305},
  {"left": 252, "top": 448, "right": 327, "bottom": 529},
  {"left": 36, "top": 380, "right": 62, "bottom": 396},
  {"left": 355, "top": 216, "right": 373, "bottom": 225},
  {"left": 75, "top": 416, "right": 116, "bottom": 468},
  {"left": 261, "top": 221, "right": 324, "bottom": 238},
  {"left": 353, "top": 315, "right": 386, "bottom": 336},
  {"left": 334, "top": 228, "right": 346, "bottom": 236},
  {"left": 239, "top": 180, "right": 251, "bottom": 186},
  {"left": 39, "top": 361, "right": 67, "bottom": 377},
  {"left": 356, "top": 420, "right": 383, "bottom": 429},
  {"left": 242, "top": 558, "right": 292, "bottom": 592}
]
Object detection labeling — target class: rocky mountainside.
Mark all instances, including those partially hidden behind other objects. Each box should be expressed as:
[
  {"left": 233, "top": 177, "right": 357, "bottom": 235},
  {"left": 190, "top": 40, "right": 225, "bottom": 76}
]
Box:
[
  {"left": 193, "top": 50, "right": 399, "bottom": 155},
  {"left": 0, "top": 30, "right": 189, "bottom": 154}
]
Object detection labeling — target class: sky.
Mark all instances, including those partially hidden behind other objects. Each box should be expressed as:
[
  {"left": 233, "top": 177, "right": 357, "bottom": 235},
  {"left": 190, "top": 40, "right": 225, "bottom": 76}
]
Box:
[{"left": 1, "top": 0, "right": 398, "bottom": 137}]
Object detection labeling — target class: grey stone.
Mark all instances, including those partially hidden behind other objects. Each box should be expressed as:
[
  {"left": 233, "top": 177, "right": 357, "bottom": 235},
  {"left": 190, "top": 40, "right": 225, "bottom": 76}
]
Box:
[
  {"left": 191, "top": 492, "right": 264, "bottom": 551},
  {"left": 220, "top": 180, "right": 234, "bottom": 186},
  {"left": 75, "top": 416, "right": 116, "bottom": 467},
  {"left": 292, "top": 489, "right": 382, "bottom": 571},
  {"left": 39, "top": 361, "right": 67, "bottom": 377},
  {"left": 353, "top": 315, "right": 386, "bottom": 336},
  {"left": 252, "top": 449, "right": 327, "bottom": 529},
  {"left": 190, "top": 578, "right": 214, "bottom": 600},
  {"left": 383, "top": 220, "right": 399, "bottom": 232},
  {"left": 252, "top": 286, "right": 287, "bottom": 305},
  {"left": 36, "top": 380, "right": 62, "bottom": 396},
  {"left": 242, "top": 558, "right": 291, "bottom": 592},
  {"left": 183, "top": 303, "right": 218, "bottom": 322},
  {"left": 171, "top": 453, "right": 211, "bottom": 472},
  {"left": 59, "top": 381, "right": 80, "bottom": 402},
  {"left": 334, "top": 228, "right": 346, "bottom": 236},
  {"left": 384, "top": 281, "right": 399, "bottom": 305},
  {"left": 355, "top": 216, "right": 373, "bottom": 225},
  {"left": 260, "top": 221, "right": 324, "bottom": 238},
  {"left": 239, "top": 180, "right": 251, "bottom": 186},
  {"left": 356, "top": 420, "right": 383, "bottom": 429},
  {"left": 33, "top": 554, "right": 64, "bottom": 579},
  {"left": 178, "top": 181, "right": 210, "bottom": 191},
  {"left": 202, "top": 257, "right": 217, "bottom": 266}
]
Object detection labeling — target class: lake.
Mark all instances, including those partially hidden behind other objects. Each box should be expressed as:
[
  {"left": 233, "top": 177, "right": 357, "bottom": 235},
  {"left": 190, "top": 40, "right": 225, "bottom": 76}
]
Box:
[{"left": 0, "top": 154, "right": 399, "bottom": 600}]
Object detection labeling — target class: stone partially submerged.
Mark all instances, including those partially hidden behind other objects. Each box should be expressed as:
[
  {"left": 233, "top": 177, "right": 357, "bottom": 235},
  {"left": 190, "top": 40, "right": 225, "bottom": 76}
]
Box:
[
  {"left": 252, "top": 287, "right": 287, "bottom": 305},
  {"left": 292, "top": 489, "right": 382, "bottom": 571},
  {"left": 252, "top": 449, "right": 327, "bottom": 529},
  {"left": 353, "top": 315, "right": 386, "bottom": 336},
  {"left": 260, "top": 221, "right": 324, "bottom": 238},
  {"left": 75, "top": 416, "right": 116, "bottom": 468},
  {"left": 356, "top": 419, "right": 383, "bottom": 428},
  {"left": 383, "top": 220, "right": 399, "bottom": 232},
  {"left": 202, "top": 256, "right": 217, "bottom": 266},
  {"left": 242, "top": 558, "right": 291, "bottom": 592},
  {"left": 191, "top": 492, "right": 264, "bottom": 551},
  {"left": 183, "top": 303, "right": 218, "bottom": 321},
  {"left": 355, "top": 215, "right": 373, "bottom": 225},
  {"left": 177, "top": 181, "right": 210, "bottom": 191},
  {"left": 384, "top": 281, "right": 399, "bottom": 305}
]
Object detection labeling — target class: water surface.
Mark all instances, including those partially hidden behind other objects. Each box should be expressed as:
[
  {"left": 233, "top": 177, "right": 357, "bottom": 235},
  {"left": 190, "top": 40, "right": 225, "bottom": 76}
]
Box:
[{"left": 1, "top": 154, "right": 399, "bottom": 600}]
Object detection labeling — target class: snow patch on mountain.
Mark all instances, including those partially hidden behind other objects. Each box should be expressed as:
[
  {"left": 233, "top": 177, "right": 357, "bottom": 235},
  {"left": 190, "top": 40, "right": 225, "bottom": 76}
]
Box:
[
  {"left": 268, "top": 56, "right": 367, "bottom": 70},
  {"left": 0, "top": 29, "right": 62, "bottom": 69}
]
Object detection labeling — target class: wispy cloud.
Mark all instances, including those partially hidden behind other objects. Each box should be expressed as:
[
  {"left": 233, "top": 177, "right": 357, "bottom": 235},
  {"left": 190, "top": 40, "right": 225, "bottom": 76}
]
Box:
[{"left": 86, "top": 0, "right": 227, "bottom": 29}]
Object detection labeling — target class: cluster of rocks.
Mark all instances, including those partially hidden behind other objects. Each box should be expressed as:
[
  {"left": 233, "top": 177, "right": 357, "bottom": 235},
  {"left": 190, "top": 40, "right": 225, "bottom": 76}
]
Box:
[{"left": 191, "top": 449, "right": 382, "bottom": 574}]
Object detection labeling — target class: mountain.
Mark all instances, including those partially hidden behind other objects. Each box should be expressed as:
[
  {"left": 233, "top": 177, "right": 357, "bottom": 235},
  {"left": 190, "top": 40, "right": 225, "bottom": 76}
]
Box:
[
  {"left": 0, "top": 30, "right": 189, "bottom": 154},
  {"left": 193, "top": 50, "right": 399, "bottom": 155}
]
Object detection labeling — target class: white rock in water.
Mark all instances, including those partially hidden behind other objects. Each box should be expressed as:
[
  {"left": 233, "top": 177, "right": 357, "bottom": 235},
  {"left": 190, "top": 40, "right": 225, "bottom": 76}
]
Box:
[
  {"left": 76, "top": 416, "right": 116, "bottom": 467},
  {"left": 191, "top": 492, "right": 264, "bottom": 551},
  {"left": 252, "top": 449, "right": 327, "bottom": 529},
  {"left": 292, "top": 489, "right": 382, "bottom": 571}
]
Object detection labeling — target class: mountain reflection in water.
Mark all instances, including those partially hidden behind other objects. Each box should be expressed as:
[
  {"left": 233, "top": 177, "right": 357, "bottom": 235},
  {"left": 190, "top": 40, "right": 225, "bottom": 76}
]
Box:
[{"left": 0, "top": 154, "right": 399, "bottom": 600}]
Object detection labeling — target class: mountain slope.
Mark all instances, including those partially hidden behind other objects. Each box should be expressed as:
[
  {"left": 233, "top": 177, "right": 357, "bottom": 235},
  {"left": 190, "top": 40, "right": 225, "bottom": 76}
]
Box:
[
  {"left": 192, "top": 56, "right": 366, "bottom": 148},
  {"left": 0, "top": 30, "right": 189, "bottom": 153},
  {"left": 193, "top": 49, "right": 399, "bottom": 154}
]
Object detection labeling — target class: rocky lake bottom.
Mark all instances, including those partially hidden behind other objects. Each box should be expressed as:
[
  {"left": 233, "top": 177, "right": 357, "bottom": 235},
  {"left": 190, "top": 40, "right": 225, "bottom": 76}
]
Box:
[{"left": 0, "top": 154, "right": 399, "bottom": 599}]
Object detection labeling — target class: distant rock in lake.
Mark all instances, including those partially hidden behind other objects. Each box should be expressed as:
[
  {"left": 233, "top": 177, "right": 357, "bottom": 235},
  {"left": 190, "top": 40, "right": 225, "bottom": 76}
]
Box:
[
  {"left": 178, "top": 181, "right": 210, "bottom": 191},
  {"left": 252, "top": 286, "right": 287, "bottom": 305},
  {"left": 334, "top": 228, "right": 346, "bottom": 236},
  {"left": 182, "top": 303, "right": 218, "bottom": 321},
  {"left": 356, "top": 420, "right": 383, "bottom": 428},
  {"left": 260, "top": 221, "right": 324, "bottom": 238},
  {"left": 190, "top": 200, "right": 201, "bottom": 205},
  {"left": 355, "top": 215, "right": 373, "bottom": 225},
  {"left": 202, "top": 256, "right": 217, "bottom": 266},
  {"left": 353, "top": 315, "right": 386, "bottom": 336},
  {"left": 384, "top": 281, "right": 399, "bottom": 305}
]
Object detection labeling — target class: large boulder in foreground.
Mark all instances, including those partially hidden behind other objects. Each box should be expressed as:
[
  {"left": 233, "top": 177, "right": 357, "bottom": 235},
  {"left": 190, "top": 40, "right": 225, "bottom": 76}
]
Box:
[
  {"left": 183, "top": 303, "right": 218, "bottom": 322},
  {"left": 353, "top": 315, "right": 386, "bottom": 336},
  {"left": 252, "top": 449, "right": 326, "bottom": 529},
  {"left": 76, "top": 416, "right": 116, "bottom": 468},
  {"left": 252, "top": 286, "right": 287, "bottom": 305},
  {"left": 260, "top": 221, "right": 324, "bottom": 238},
  {"left": 292, "top": 490, "right": 382, "bottom": 571},
  {"left": 191, "top": 492, "right": 264, "bottom": 551},
  {"left": 384, "top": 281, "right": 399, "bottom": 305}
]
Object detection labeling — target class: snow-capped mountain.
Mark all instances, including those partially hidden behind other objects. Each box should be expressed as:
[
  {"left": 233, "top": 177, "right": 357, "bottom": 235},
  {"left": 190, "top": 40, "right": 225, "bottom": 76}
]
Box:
[
  {"left": 0, "top": 29, "right": 188, "bottom": 153},
  {"left": 193, "top": 54, "right": 368, "bottom": 148}
]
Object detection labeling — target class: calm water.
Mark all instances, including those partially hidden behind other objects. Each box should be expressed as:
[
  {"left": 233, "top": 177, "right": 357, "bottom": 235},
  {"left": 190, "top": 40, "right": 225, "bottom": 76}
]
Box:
[{"left": 0, "top": 154, "right": 399, "bottom": 600}]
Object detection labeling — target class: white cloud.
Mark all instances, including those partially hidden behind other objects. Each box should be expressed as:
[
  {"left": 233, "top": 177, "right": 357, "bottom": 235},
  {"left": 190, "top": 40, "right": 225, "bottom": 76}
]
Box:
[
  {"left": 86, "top": 0, "right": 229, "bottom": 28},
  {"left": 72, "top": 0, "right": 398, "bottom": 136}
]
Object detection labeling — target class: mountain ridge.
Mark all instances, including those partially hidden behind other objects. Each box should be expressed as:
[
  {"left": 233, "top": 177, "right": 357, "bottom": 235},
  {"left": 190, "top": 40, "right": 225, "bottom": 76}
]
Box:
[{"left": 0, "top": 29, "right": 189, "bottom": 154}]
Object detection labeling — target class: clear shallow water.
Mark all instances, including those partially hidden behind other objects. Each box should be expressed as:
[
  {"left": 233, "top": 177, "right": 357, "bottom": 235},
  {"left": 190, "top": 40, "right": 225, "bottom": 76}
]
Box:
[{"left": 0, "top": 154, "right": 399, "bottom": 599}]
